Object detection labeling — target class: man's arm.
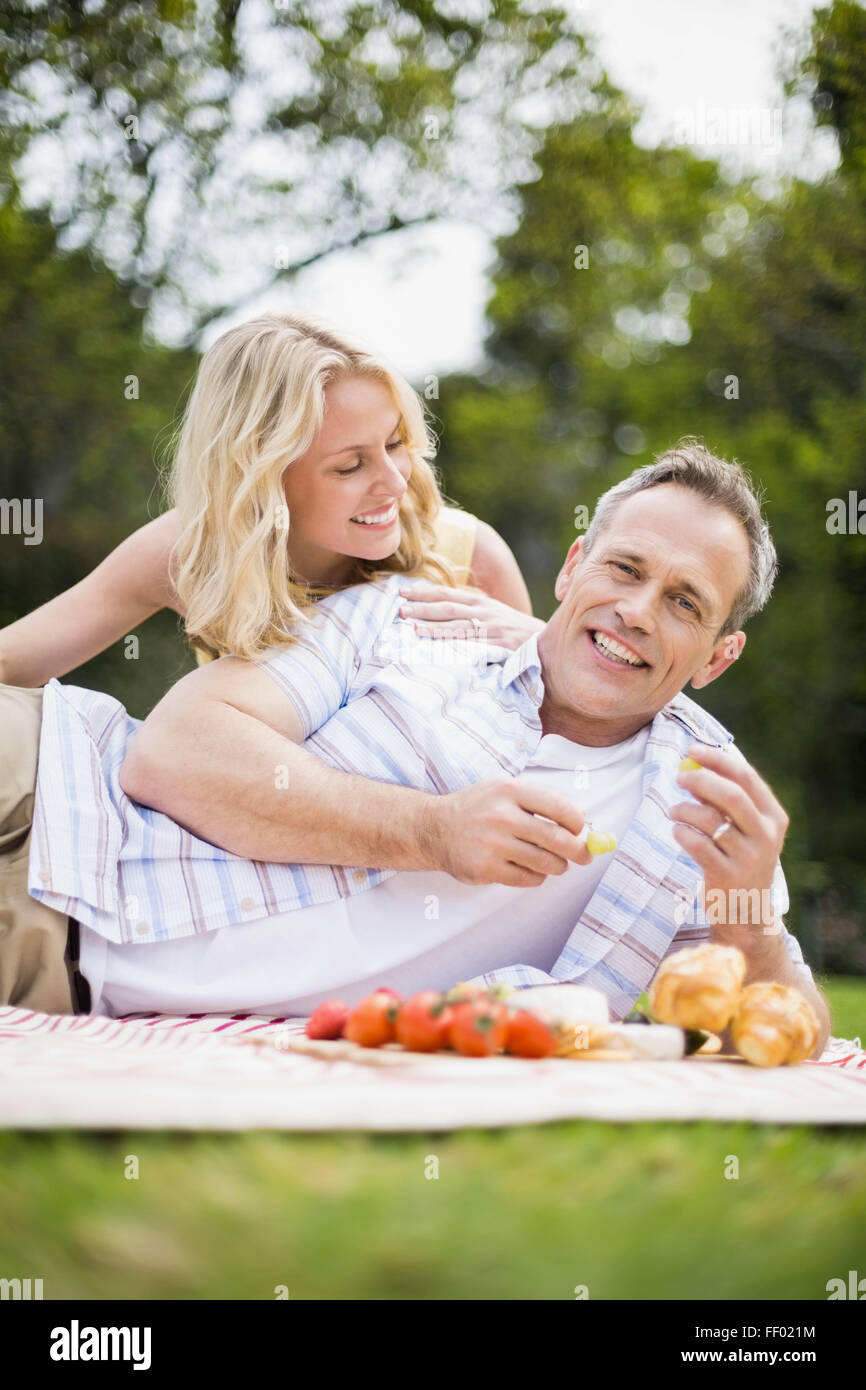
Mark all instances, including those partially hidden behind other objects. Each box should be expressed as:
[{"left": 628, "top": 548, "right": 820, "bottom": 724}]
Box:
[
  {"left": 118, "top": 656, "right": 593, "bottom": 885},
  {"left": 119, "top": 656, "right": 437, "bottom": 867}
]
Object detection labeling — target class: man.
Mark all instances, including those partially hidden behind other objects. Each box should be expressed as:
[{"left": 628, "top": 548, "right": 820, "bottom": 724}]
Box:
[{"left": 0, "top": 442, "right": 831, "bottom": 1054}]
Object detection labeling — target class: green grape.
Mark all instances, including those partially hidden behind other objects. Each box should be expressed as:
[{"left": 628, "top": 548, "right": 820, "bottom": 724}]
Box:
[{"left": 586, "top": 829, "right": 618, "bottom": 856}]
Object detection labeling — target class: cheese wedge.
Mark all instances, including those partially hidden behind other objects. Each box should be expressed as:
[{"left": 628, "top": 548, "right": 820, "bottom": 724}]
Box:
[{"left": 515, "top": 984, "right": 609, "bottom": 1027}]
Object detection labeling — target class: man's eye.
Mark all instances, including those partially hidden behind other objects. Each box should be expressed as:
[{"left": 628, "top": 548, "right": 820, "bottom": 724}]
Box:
[
  {"left": 613, "top": 562, "right": 637, "bottom": 576},
  {"left": 336, "top": 461, "right": 363, "bottom": 476},
  {"left": 676, "top": 596, "right": 697, "bottom": 612}
]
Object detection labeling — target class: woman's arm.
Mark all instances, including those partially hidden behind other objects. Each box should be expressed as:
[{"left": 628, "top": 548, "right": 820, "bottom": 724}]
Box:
[{"left": 0, "top": 511, "right": 183, "bottom": 687}]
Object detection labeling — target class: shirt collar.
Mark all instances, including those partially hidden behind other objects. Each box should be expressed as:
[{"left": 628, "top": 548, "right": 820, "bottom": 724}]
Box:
[
  {"left": 658, "top": 692, "right": 734, "bottom": 746},
  {"left": 499, "top": 630, "right": 545, "bottom": 706},
  {"left": 498, "top": 630, "right": 733, "bottom": 747}
]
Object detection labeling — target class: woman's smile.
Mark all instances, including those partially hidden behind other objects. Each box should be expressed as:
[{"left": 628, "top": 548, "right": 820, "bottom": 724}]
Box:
[{"left": 348, "top": 500, "right": 401, "bottom": 529}]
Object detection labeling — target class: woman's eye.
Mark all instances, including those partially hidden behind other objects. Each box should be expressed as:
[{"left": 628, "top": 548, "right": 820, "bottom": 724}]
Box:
[
  {"left": 336, "top": 461, "right": 363, "bottom": 476},
  {"left": 386, "top": 438, "right": 404, "bottom": 452}
]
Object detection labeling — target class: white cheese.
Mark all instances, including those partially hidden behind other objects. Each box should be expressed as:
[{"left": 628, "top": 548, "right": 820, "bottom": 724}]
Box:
[{"left": 516, "top": 984, "right": 609, "bottom": 1026}]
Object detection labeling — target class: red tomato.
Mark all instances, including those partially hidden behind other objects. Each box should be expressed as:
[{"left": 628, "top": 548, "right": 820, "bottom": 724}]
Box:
[
  {"left": 344, "top": 991, "right": 400, "bottom": 1048},
  {"left": 395, "top": 991, "right": 453, "bottom": 1052},
  {"left": 448, "top": 998, "right": 510, "bottom": 1057},
  {"left": 305, "top": 1000, "right": 350, "bottom": 1040},
  {"left": 504, "top": 1010, "right": 559, "bottom": 1059}
]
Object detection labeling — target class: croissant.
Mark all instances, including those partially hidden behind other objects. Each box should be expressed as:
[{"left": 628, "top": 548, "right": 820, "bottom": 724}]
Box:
[
  {"left": 729, "top": 982, "right": 820, "bottom": 1067},
  {"left": 648, "top": 943, "right": 747, "bottom": 1032}
]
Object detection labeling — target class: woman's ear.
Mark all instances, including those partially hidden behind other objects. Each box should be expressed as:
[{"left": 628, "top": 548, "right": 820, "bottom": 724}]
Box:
[{"left": 554, "top": 536, "right": 584, "bottom": 602}]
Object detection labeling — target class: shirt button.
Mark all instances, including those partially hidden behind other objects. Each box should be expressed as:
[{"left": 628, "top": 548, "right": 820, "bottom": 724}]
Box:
[
  {"left": 38, "top": 869, "right": 51, "bottom": 885},
  {"left": 352, "top": 869, "right": 367, "bottom": 884},
  {"left": 135, "top": 922, "right": 150, "bottom": 937},
  {"left": 241, "top": 897, "right": 257, "bottom": 913}
]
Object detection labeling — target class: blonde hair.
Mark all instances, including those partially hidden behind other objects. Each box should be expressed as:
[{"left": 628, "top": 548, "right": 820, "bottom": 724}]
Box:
[{"left": 164, "top": 314, "right": 457, "bottom": 661}]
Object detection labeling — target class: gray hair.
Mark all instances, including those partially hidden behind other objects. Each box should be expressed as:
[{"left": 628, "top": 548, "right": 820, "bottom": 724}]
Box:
[{"left": 581, "top": 437, "right": 778, "bottom": 635}]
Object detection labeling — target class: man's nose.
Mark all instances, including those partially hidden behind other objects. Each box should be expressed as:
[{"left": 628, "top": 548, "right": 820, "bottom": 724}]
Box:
[{"left": 615, "top": 586, "right": 657, "bottom": 632}]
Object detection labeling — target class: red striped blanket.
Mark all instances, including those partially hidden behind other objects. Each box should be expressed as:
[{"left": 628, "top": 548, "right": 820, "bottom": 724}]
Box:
[{"left": 1, "top": 1007, "right": 864, "bottom": 1130}]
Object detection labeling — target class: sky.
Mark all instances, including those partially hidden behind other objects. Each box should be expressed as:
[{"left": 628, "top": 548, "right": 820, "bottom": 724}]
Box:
[{"left": 252, "top": 0, "right": 838, "bottom": 381}]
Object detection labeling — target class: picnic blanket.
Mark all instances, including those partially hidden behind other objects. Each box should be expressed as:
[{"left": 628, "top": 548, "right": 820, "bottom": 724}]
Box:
[{"left": 2, "top": 1007, "right": 866, "bottom": 1129}]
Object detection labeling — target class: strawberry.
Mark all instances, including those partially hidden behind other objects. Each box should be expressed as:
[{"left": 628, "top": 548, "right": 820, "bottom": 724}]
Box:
[{"left": 305, "top": 999, "right": 350, "bottom": 1040}]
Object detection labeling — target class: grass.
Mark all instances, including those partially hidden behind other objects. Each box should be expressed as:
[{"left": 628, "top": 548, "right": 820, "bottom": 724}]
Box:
[{"left": 0, "top": 973, "right": 863, "bottom": 1301}]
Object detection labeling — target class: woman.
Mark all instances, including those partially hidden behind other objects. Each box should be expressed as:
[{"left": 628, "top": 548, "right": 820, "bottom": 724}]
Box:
[{"left": 0, "top": 314, "right": 543, "bottom": 688}]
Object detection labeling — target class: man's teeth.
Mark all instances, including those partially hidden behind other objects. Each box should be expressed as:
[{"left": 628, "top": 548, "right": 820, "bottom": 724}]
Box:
[
  {"left": 350, "top": 504, "right": 398, "bottom": 524},
  {"left": 592, "top": 631, "right": 646, "bottom": 666}
]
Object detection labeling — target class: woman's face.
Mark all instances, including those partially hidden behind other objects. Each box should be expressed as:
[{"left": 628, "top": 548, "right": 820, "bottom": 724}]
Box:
[{"left": 281, "top": 374, "right": 413, "bottom": 585}]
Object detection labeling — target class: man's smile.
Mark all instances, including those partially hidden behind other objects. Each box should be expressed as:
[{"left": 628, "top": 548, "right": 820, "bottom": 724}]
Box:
[{"left": 587, "top": 628, "right": 650, "bottom": 670}]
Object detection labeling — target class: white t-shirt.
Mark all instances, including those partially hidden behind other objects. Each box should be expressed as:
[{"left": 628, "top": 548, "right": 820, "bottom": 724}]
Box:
[{"left": 80, "top": 724, "right": 651, "bottom": 1018}]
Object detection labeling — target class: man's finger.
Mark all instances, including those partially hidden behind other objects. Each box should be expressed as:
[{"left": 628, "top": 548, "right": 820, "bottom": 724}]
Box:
[
  {"left": 507, "top": 837, "right": 570, "bottom": 877},
  {"left": 500, "top": 863, "right": 548, "bottom": 888},
  {"left": 674, "top": 765, "right": 764, "bottom": 838},
  {"left": 510, "top": 788, "right": 592, "bottom": 865},
  {"left": 513, "top": 781, "right": 587, "bottom": 838},
  {"left": 669, "top": 799, "right": 742, "bottom": 851},
  {"left": 527, "top": 816, "right": 594, "bottom": 866},
  {"left": 681, "top": 743, "right": 780, "bottom": 819},
  {"left": 670, "top": 821, "right": 730, "bottom": 875},
  {"left": 678, "top": 756, "right": 767, "bottom": 828}
]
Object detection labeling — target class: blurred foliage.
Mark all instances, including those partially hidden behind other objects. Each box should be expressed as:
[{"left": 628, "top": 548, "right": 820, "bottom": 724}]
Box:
[
  {"left": 0, "top": 2, "right": 864, "bottom": 964},
  {"left": 0, "top": 0, "right": 597, "bottom": 339},
  {"left": 0, "top": 201, "right": 198, "bottom": 711},
  {"left": 434, "top": 1, "right": 866, "bottom": 967}
]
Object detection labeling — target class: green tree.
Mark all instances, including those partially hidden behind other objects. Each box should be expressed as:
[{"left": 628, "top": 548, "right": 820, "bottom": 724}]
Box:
[
  {"left": 0, "top": 0, "right": 597, "bottom": 339},
  {"left": 0, "top": 201, "right": 197, "bottom": 715}
]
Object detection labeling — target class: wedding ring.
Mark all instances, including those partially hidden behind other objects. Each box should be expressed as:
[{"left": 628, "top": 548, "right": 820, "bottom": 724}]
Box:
[{"left": 711, "top": 817, "right": 733, "bottom": 845}]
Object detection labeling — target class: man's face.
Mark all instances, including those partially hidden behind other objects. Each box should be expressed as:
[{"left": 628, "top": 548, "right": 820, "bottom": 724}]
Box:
[{"left": 538, "top": 484, "right": 751, "bottom": 738}]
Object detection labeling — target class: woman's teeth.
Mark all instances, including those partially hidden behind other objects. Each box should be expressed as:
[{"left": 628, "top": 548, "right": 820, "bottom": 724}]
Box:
[
  {"left": 350, "top": 503, "right": 398, "bottom": 525},
  {"left": 592, "top": 630, "right": 646, "bottom": 666}
]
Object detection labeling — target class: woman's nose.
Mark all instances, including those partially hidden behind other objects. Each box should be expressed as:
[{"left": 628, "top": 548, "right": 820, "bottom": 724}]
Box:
[{"left": 376, "top": 451, "right": 409, "bottom": 497}]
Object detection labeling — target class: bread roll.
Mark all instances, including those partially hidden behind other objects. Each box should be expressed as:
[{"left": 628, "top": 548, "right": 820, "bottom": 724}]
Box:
[
  {"left": 648, "top": 943, "right": 747, "bottom": 1032},
  {"left": 729, "top": 982, "right": 820, "bottom": 1067}
]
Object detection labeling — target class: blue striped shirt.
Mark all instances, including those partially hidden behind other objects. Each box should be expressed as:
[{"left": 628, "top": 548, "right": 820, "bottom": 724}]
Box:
[{"left": 27, "top": 572, "right": 811, "bottom": 1011}]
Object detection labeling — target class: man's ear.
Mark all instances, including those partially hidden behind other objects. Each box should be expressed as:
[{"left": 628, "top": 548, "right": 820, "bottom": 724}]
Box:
[
  {"left": 690, "top": 630, "right": 746, "bottom": 690},
  {"left": 554, "top": 536, "right": 585, "bottom": 603}
]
